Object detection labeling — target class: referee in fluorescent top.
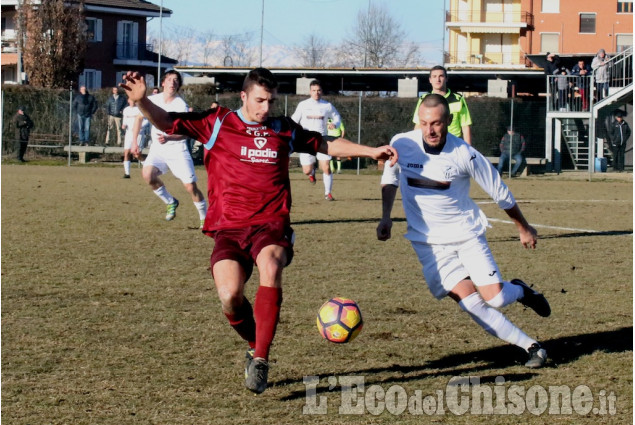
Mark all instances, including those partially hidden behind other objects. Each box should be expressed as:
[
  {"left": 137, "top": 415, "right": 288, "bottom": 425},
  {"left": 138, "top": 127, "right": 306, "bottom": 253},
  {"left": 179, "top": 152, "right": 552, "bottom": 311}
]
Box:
[{"left": 378, "top": 94, "right": 550, "bottom": 368}]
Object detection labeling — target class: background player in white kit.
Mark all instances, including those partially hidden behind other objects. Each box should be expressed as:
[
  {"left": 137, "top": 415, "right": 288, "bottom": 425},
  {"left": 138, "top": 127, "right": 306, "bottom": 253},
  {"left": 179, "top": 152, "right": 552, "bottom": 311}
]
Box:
[
  {"left": 131, "top": 70, "right": 207, "bottom": 227},
  {"left": 291, "top": 80, "right": 341, "bottom": 201},
  {"left": 121, "top": 98, "right": 149, "bottom": 179},
  {"left": 377, "top": 94, "right": 551, "bottom": 368}
]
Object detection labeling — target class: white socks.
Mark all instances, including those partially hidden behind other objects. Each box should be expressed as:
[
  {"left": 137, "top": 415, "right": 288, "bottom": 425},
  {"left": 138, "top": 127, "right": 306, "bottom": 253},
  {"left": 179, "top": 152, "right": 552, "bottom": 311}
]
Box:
[
  {"left": 153, "top": 186, "right": 174, "bottom": 205},
  {"left": 485, "top": 281, "right": 524, "bottom": 308},
  {"left": 123, "top": 160, "right": 131, "bottom": 175},
  {"left": 323, "top": 173, "right": 333, "bottom": 195},
  {"left": 459, "top": 292, "right": 535, "bottom": 351},
  {"left": 194, "top": 200, "right": 207, "bottom": 220}
]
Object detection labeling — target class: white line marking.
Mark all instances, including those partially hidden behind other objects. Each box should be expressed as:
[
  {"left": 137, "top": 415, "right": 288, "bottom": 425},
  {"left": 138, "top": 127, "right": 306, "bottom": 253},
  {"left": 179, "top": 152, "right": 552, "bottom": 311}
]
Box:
[
  {"left": 487, "top": 218, "right": 601, "bottom": 233},
  {"left": 477, "top": 199, "right": 632, "bottom": 205}
]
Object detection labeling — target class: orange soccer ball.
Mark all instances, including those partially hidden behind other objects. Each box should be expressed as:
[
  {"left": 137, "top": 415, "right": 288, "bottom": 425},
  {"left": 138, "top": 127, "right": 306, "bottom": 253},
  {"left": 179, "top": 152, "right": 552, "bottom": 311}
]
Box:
[{"left": 316, "top": 297, "right": 364, "bottom": 343}]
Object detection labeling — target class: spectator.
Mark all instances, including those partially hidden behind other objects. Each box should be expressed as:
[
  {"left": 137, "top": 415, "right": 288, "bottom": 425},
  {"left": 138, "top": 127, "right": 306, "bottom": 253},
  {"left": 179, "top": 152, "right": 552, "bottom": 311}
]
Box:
[
  {"left": 105, "top": 87, "right": 127, "bottom": 146},
  {"left": 543, "top": 52, "right": 559, "bottom": 76},
  {"left": 591, "top": 48, "right": 610, "bottom": 102},
  {"left": 608, "top": 110, "right": 631, "bottom": 172},
  {"left": 571, "top": 60, "right": 592, "bottom": 111},
  {"left": 412, "top": 65, "right": 473, "bottom": 144},
  {"left": 497, "top": 126, "right": 526, "bottom": 177},
  {"left": 73, "top": 86, "right": 98, "bottom": 146},
  {"left": 544, "top": 53, "right": 559, "bottom": 110},
  {"left": 210, "top": 101, "right": 219, "bottom": 109},
  {"left": 556, "top": 67, "right": 571, "bottom": 111},
  {"left": 13, "top": 105, "right": 34, "bottom": 162}
]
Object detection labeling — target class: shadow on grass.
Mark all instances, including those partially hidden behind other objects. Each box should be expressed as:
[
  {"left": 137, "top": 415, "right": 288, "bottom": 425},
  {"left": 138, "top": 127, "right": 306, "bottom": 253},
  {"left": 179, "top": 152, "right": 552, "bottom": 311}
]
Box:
[
  {"left": 294, "top": 216, "right": 632, "bottom": 240},
  {"left": 487, "top": 229, "right": 633, "bottom": 244},
  {"left": 276, "top": 326, "right": 632, "bottom": 400}
]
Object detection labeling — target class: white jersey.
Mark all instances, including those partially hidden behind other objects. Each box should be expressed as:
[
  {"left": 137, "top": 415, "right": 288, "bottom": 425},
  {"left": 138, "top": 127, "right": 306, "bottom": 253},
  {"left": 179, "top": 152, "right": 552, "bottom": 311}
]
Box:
[
  {"left": 291, "top": 98, "right": 341, "bottom": 136},
  {"left": 122, "top": 105, "right": 148, "bottom": 145},
  {"left": 147, "top": 93, "right": 188, "bottom": 146},
  {"left": 381, "top": 131, "right": 515, "bottom": 245}
]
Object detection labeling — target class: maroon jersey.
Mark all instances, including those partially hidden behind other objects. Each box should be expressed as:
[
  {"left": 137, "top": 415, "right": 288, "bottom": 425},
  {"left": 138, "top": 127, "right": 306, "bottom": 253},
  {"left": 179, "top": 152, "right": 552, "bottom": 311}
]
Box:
[{"left": 168, "top": 106, "right": 322, "bottom": 233}]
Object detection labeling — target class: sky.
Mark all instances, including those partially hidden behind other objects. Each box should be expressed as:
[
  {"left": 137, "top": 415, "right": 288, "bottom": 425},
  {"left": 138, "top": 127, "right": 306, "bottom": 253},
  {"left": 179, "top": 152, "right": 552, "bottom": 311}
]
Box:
[{"left": 146, "top": 0, "right": 446, "bottom": 66}]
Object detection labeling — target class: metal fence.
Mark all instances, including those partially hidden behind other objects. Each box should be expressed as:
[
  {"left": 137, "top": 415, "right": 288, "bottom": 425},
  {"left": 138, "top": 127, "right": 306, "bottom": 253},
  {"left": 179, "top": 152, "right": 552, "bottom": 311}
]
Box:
[{"left": 2, "top": 86, "right": 547, "bottom": 167}]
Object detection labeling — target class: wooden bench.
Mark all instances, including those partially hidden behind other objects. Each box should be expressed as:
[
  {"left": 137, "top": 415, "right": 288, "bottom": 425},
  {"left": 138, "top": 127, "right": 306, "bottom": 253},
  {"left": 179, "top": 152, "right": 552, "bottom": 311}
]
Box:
[
  {"left": 485, "top": 156, "right": 548, "bottom": 176},
  {"left": 28, "top": 133, "right": 66, "bottom": 150},
  {"left": 63, "top": 145, "right": 149, "bottom": 164}
]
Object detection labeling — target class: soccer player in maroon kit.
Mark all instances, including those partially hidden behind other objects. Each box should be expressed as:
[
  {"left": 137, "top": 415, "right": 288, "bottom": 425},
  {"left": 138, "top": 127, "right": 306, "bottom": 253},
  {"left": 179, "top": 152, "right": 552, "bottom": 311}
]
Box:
[{"left": 121, "top": 68, "right": 397, "bottom": 394}]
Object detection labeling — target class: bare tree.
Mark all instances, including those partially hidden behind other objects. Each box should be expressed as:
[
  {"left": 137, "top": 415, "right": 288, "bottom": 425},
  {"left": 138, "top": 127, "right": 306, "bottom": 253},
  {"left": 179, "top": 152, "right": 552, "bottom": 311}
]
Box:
[
  {"left": 293, "top": 33, "right": 330, "bottom": 68},
  {"left": 220, "top": 33, "right": 255, "bottom": 67},
  {"left": 19, "top": 0, "right": 87, "bottom": 88},
  {"left": 337, "top": 3, "right": 420, "bottom": 68},
  {"left": 199, "top": 30, "right": 217, "bottom": 66}
]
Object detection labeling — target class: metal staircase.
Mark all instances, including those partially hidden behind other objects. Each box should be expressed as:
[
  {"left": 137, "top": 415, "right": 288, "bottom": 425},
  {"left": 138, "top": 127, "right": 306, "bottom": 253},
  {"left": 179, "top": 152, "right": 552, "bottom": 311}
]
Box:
[
  {"left": 561, "top": 119, "right": 588, "bottom": 169},
  {"left": 545, "top": 47, "right": 632, "bottom": 173}
]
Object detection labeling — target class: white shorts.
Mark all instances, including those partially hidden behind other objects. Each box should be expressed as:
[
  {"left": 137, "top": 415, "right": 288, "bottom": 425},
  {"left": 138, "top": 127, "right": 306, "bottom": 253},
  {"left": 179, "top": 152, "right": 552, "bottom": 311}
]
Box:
[
  {"left": 144, "top": 142, "right": 197, "bottom": 184},
  {"left": 411, "top": 234, "right": 502, "bottom": 300},
  {"left": 299, "top": 152, "right": 331, "bottom": 165},
  {"left": 124, "top": 132, "right": 144, "bottom": 150}
]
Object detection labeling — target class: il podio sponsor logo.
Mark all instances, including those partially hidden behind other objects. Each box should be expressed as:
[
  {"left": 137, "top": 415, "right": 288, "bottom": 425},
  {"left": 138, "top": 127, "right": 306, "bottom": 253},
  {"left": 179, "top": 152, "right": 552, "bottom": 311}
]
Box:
[{"left": 241, "top": 138, "right": 278, "bottom": 163}]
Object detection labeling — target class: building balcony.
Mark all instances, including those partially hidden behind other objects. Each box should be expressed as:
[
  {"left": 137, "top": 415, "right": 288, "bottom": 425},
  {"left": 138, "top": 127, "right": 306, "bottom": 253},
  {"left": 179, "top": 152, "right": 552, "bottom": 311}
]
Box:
[
  {"left": 445, "top": 50, "right": 529, "bottom": 67},
  {"left": 446, "top": 10, "right": 533, "bottom": 31},
  {"left": 114, "top": 42, "right": 155, "bottom": 61},
  {"left": 2, "top": 30, "right": 18, "bottom": 53}
]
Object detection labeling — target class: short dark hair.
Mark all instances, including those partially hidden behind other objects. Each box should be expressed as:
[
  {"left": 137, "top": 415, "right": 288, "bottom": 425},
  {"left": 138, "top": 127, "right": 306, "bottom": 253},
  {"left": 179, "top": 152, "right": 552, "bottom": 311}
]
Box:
[
  {"left": 429, "top": 65, "right": 447, "bottom": 78},
  {"left": 242, "top": 67, "right": 278, "bottom": 92},
  {"left": 614, "top": 110, "right": 625, "bottom": 118},
  {"left": 421, "top": 93, "right": 450, "bottom": 120},
  {"left": 309, "top": 79, "right": 322, "bottom": 88},
  {"left": 161, "top": 70, "right": 183, "bottom": 88}
]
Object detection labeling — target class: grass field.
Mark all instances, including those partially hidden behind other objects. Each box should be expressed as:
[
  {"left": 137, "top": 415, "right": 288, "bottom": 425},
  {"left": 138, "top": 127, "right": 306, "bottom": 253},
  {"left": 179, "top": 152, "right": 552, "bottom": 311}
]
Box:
[{"left": 2, "top": 163, "right": 633, "bottom": 424}]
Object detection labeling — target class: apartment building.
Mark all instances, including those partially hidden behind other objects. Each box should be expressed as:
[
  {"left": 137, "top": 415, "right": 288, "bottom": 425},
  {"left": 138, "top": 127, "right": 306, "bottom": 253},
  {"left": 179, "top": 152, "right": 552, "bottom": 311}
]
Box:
[{"left": 445, "top": 0, "right": 633, "bottom": 68}]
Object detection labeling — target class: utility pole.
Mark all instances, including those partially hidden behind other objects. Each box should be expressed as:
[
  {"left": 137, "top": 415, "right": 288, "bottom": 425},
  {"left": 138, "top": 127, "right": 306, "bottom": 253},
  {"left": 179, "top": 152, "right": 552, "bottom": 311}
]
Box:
[
  {"left": 259, "top": 0, "right": 264, "bottom": 67},
  {"left": 157, "top": 0, "right": 163, "bottom": 85}
]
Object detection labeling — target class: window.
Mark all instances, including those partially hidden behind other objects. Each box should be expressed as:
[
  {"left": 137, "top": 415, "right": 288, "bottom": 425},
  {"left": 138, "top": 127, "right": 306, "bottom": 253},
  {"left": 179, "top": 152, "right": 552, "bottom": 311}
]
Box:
[
  {"left": 79, "top": 69, "right": 101, "bottom": 90},
  {"left": 85, "top": 18, "right": 102, "bottom": 42},
  {"left": 579, "top": 13, "right": 596, "bottom": 34},
  {"left": 616, "top": 34, "right": 633, "bottom": 51},
  {"left": 116, "top": 20, "right": 139, "bottom": 59},
  {"left": 541, "top": 0, "right": 559, "bottom": 13},
  {"left": 540, "top": 33, "right": 559, "bottom": 53},
  {"left": 617, "top": 1, "right": 633, "bottom": 13}
]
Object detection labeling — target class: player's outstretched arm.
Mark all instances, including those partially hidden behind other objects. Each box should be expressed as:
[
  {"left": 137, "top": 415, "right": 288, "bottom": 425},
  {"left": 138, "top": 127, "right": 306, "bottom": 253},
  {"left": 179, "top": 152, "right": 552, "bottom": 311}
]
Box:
[
  {"left": 504, "top": 203, "right": 538, "bottom": 249},
  {"left": 377, "top": 184, "right": 398, "bottom": 241},
  {"left": 119, "top": 71, "right": 174, "bottom": 132},
  {"left": 321, "top": 137, "right": 398, "bottom": 166}
]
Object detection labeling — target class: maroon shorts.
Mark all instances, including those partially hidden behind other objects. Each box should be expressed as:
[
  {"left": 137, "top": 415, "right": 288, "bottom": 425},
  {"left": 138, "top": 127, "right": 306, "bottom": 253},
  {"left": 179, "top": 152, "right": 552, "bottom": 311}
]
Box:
[{"left": 209, "top": 221, "right": 295, "bottom": 281}]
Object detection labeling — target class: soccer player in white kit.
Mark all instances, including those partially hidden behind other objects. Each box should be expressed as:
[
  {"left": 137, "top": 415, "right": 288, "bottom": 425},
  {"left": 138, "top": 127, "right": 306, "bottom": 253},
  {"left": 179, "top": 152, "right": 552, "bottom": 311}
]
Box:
[
  {"left": 130, "top": 70, "right": 207, "bottom": 227},
  {"left": 291, "top": 80, "right": 342, "bottom": 201},
  {"left": 377, "top": 94, "right": 550, "bottom": 368},
  {"left": 121, "top": 98, "right": 149, "bottom": 179}
]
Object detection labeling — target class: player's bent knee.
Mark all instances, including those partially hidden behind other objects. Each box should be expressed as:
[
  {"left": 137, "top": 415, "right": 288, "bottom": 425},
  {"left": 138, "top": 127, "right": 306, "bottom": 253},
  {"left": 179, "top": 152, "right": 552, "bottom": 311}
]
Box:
[{"left": 216, "top": 287, "right": 244, "bottom": 311}]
